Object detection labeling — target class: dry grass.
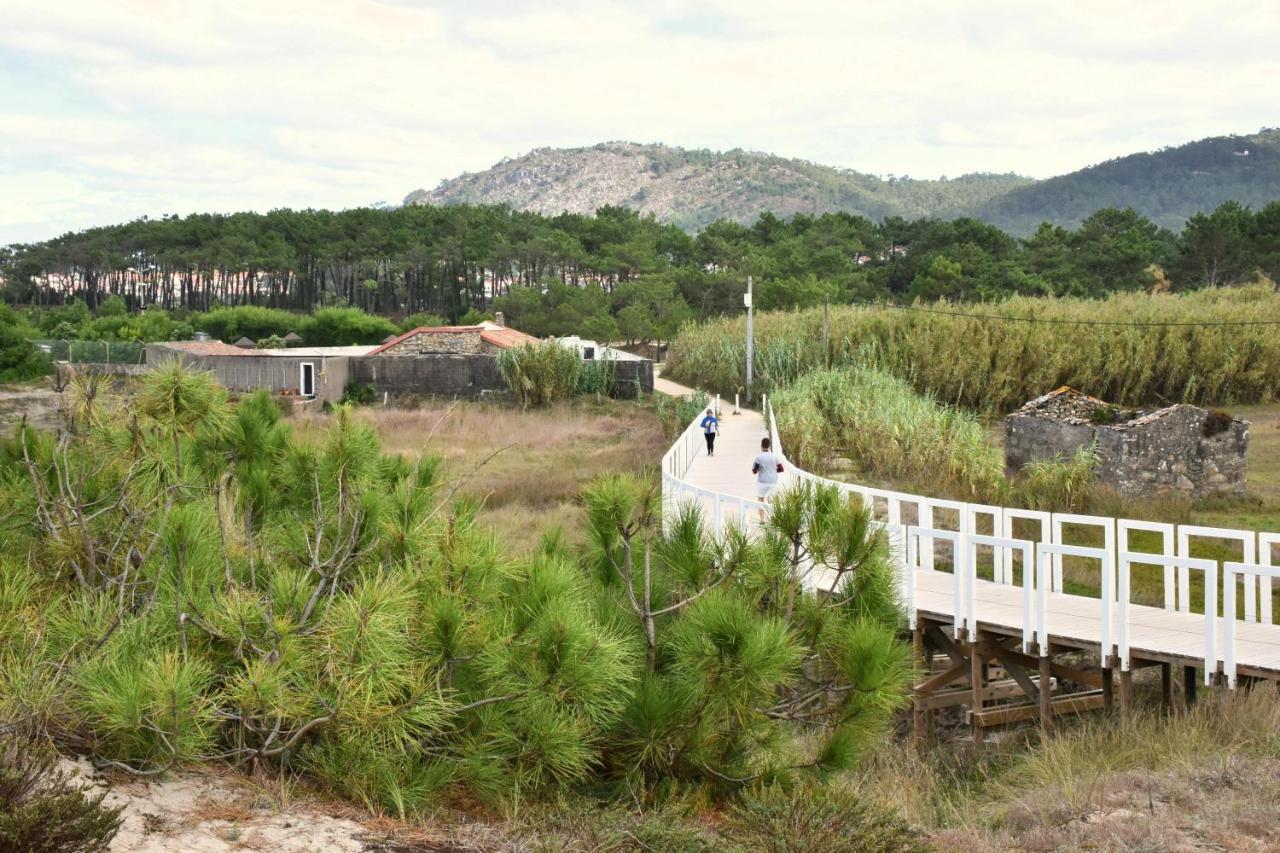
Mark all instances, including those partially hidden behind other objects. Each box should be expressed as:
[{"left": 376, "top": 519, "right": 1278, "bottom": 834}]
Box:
[
  {"left": 849, "top": 687, "right": 1280, "bottom": 851},
  {"left": 293, "top": 399, "right": 666, "bottom": 554}
]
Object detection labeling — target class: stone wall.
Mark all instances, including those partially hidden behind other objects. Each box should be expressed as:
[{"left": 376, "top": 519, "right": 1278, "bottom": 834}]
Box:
[
  {"left": 382, "top": 330, "right": 483, "bottom": 355},
  {"left": 350, "top": 354, "right": 507, "bottom": 399},
  {"left": 1005, "top": 404, "right": 1248, "bottom": 498}
]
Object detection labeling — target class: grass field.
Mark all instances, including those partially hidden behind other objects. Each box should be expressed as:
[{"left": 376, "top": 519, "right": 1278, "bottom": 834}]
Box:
[{"left": 294, "top": 398, "right": 668, "bottom": 554}]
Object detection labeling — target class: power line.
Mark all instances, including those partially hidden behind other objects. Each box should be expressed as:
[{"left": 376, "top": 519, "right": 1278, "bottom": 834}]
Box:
[{"left": 848, "top": 298, "right": 1280, "bottom": 327}]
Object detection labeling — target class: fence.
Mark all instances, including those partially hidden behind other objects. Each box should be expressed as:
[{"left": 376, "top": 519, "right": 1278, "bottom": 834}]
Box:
[
  {"left": 660, "top": 393, "right": 1280, "bottom": 688},
  {"left": 32, "top": 339, "right": 146, "bottom": 365}
]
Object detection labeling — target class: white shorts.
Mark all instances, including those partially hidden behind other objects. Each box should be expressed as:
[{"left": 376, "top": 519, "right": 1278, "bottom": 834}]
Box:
[{"left": 756, "top": 482, "right": 776, "bottom": 499}]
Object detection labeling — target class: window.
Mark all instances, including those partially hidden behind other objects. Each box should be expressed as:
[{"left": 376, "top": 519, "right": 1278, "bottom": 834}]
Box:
[{"left": 583, "top": 346, "right": 595, "bottom": 360}]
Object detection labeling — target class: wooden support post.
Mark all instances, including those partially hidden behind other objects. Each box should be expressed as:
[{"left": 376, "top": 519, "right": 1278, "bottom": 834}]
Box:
[
  {"left": 1038, "top": 654, "right": 1052, "bottom": 736},
  {"left": 912, "top": 624, "right": 926, "bottom": 743},
  {"left": 1119, "top": 666, "right": 1133, "bottom": 714},
  {"left": 1160, "top": 662, "right": 1173, "bottom": 713},
  {"left": 970, "top": 637, "right": 985, "bottom": 751},
  {"left": 1183, "top": 665, "right": 1197, "bottom": 709},
  {"left": 1102, "top": 665, "right": 1114, "bottom": 714}
]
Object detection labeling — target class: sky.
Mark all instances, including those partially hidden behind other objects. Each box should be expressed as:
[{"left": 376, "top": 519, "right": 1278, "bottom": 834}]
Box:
[{"left": 1, "top": 0, "right": 1277, "bottom": 244}]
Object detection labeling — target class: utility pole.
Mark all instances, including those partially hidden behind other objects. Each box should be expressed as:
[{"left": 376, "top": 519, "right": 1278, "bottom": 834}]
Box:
[{"left": 745, "top": 275, "right": 754, "bottom": 402}]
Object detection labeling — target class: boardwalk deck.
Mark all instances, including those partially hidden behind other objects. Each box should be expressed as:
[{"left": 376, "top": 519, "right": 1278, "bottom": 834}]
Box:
[{"left": 662, "top": 392, "right": 1280, "bottom": 696}]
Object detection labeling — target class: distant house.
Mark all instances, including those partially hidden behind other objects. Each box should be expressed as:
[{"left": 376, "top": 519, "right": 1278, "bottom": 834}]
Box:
[
  {"left": 553, "top": 335, "right": 645, "bottom": 363},
  {"left": 146, "top": 340, "right": 376, "bottom": 405}
]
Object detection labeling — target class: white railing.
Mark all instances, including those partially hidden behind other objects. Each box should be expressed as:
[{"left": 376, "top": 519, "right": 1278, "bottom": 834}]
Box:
[
  {"left": 661, "top": 395, "right": 770, "bottom": 536},
  {"left": 661, "top": 395, "right": 1280, "bottom": 684}
]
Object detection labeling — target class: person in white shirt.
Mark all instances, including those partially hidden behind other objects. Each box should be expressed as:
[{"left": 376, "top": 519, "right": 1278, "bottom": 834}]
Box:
[{"left": 751, "top": 436, "right": 783, "bottom": 522}]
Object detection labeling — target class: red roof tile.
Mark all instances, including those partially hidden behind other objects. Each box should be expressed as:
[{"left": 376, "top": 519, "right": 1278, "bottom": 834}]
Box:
[{"left": 368, "top": 324, "right": 537, "bottom": 355}]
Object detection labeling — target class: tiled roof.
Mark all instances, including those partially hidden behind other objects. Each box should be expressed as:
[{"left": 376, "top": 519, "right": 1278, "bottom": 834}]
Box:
[
  {"left": 368, "top": 324, "right": 537, "bottom": 355},
  {"left": 479, "top": 326, "right": 539, "bottom": 349}
]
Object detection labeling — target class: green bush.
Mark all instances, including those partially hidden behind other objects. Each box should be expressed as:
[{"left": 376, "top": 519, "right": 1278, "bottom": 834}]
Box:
[
  {"left": 399, "top": 312, "right": 446, "bottom": 332},
  {"left": 194, "top": 305, "right": 300, "bottom": 343},
  {"left": 0, "top": 364, "right": 910, "bottom": 818},
  {"left": 0, "top": 305, "right": 52, "bottom": 381},
  {"left": 304, "top": 307, "right": 396, "bottom": 346},
  {"left": 0, "top": 736, "right": 124, "bottom": 853},
  {"left": 497, "top": 342, "right": 583, "bottom": 407},
  {"left": 340, "top": 381, "right": 377, "bottom": 406}
]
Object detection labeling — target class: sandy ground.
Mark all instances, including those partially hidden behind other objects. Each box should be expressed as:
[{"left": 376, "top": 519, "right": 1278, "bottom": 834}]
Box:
[{"left": 60, "top": 758, "right": 429, "bottom": 852}]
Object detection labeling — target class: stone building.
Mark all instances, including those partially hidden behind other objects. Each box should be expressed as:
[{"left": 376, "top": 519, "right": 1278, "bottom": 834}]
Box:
[
  {"left": 1004, "top": 387, "right": 1248, "bottom": 498},
  {"left": 368, "top": 321, "right": 538, "bottom": 356}
]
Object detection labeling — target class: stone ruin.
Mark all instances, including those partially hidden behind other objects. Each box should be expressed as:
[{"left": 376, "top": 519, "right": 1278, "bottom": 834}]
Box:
[{"left": 1004, "top": 387, "right": 1248, "bottom": 498}]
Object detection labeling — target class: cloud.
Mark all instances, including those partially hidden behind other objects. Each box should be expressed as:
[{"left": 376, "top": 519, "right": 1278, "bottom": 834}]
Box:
[{"left": 1, "top": 0, "right": 1278, "bottom": 242}]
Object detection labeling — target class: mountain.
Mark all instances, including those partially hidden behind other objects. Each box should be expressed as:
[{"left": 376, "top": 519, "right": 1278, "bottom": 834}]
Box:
[
  {"left": 404, "top": 142, "right": 1032, "bottom": 231},
  {"left": 405, "top": 131, "right": 1280, "bottom": 234},
  {"left": 969, "top": 129, "right": 1280, "bottom": 233}
]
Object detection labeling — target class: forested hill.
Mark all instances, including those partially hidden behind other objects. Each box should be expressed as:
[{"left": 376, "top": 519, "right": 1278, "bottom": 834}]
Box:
[
  {"left": 969, "top": 129, "right": 1280, "bottom": 233},
  {"left": 403, "top": 142, "right": 1033, "bottom": 231},
  {"left": 406, "top": 132, "right": 1280, "bottom": 234}
]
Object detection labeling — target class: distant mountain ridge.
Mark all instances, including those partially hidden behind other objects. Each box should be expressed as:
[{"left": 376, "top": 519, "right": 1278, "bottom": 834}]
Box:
[
  {"left": 405, "top": 131, "right": 1280, "bottom": 234},
  {"left": 404, "top": 142, "right": 1033, "bottom": 231}
]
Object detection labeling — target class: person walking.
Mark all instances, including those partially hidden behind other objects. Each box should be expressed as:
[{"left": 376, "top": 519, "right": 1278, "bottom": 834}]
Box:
[
  {"left": 700, "top": 407, "right": 719, "bottom": 456},
  {"left": 752, "top": 436, "right": 783, "bottom": 522}
]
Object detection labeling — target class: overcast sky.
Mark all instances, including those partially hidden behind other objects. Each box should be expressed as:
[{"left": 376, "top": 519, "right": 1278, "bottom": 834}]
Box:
[{"left": 2, "top": 0, "right": 1277, "bottom": 244}]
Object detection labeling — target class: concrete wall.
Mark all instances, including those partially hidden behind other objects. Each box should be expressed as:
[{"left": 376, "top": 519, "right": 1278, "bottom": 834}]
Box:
[
  {"left": 146, "top": 346, "right": 349, "bottom": 404},
  {"left": 1006, "top": 405, "right": 1248, "bottom": 498},
  {"left": 350, "top": 354, "right": 507, "bottom": 399}
]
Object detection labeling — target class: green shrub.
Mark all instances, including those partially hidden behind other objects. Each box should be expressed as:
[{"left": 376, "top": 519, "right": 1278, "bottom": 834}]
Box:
[
  {"left": 193, "top": 305, "right": 300, "bottom": 343},
  {"left": 726, "top": 783, "right": 929, "bottom": 853},
  {"left": 341, "top": 381, "right": 376, "bottom": 406},
  {"left": 497, "top": 342, "right": 583, "bottom": 407},
  {"left": 0, "top": 304, "right": 53, "bottom": 382},
  {"left": 399, "top": 312, "right": 446, "bottom": 332},
  {"left": 304, "top": 307, "right": 397, "bottom": 346},
  {"left": 0, "top": 736, "right": 124, "bottom": 853}
]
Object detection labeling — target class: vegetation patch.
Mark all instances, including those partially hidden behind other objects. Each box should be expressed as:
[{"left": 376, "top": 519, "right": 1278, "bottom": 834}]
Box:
[{"left": 666, "top": 284, "right": 1280, "bottom": 413}]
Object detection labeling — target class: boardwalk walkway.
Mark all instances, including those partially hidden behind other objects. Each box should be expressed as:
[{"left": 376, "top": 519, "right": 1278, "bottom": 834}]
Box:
[{"left": 657, "top": 373, "right": 1280, "bottom": 734}]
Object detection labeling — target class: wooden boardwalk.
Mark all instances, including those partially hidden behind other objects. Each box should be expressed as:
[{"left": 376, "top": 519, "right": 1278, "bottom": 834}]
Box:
[{"left": 659, "top": 382, "right": 1280, "bottom": 735}]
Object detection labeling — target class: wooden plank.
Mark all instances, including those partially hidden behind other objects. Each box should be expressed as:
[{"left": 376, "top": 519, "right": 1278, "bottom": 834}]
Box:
[
  {"left": 914, "top": 660, "right": 968, "bottom": 696},
  {"left": 917, "top": 677, "right": 1051, "bottom": 711},
  {"left": 970, "top": 691, "right": 1104, "bottom": 727},
  {"left": 976, "top": 641, "right": 1104, "bottom": 689},
  {"left": 982, "top": 643, "right": 1042, "bottom": 704},
  {"left": 926, "top": 626, "right": 966, "bottom": 665}
]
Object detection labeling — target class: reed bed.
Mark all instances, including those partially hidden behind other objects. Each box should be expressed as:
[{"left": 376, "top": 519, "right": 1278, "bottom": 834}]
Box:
[
  {"left": 772, "top": 367, "right": 1008, "bottom": 502},
  {"left": 666, "top": 283, "right": 1280, "bottom": 412}
]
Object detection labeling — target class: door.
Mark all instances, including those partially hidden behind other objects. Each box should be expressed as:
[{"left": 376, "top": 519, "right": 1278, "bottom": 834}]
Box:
[{"left": 299, "top": 362, "right": 316, "bottom": 398}]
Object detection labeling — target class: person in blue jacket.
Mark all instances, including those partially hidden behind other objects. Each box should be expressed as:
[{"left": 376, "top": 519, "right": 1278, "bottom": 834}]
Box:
[{"left": 700, "top": 407, "right": 718, "bottom": 456}]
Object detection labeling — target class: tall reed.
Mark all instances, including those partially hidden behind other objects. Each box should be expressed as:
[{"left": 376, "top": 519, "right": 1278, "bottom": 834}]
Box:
[
  {"left": 772, "top": 367, "right": 1008, "bottom": 502},
  {"left": 666, "top": 284, "right": 1280, "bottom": 412}
]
